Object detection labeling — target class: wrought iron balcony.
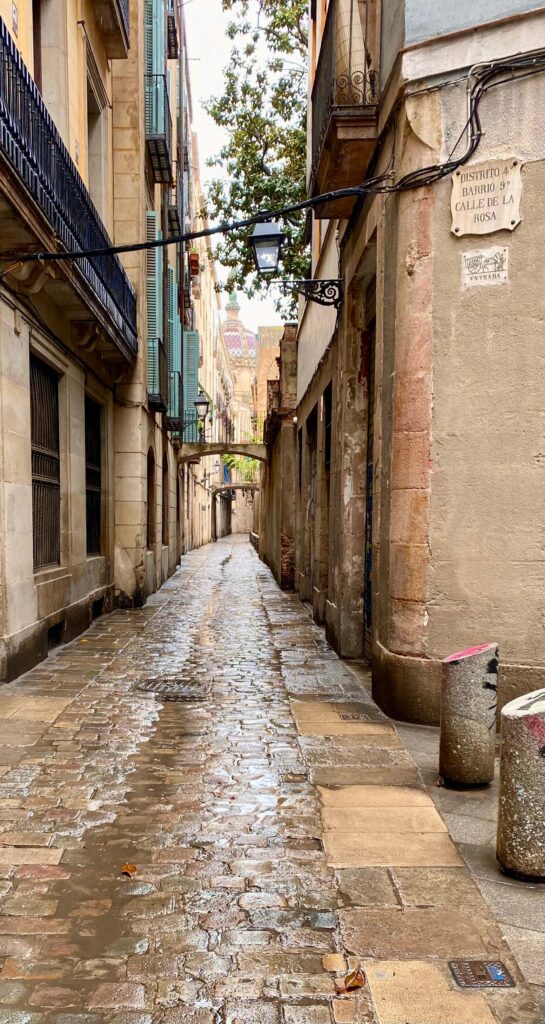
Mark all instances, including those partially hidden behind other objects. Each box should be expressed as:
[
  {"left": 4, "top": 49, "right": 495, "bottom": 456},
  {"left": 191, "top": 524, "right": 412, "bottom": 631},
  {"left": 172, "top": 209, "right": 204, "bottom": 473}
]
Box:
[
  {"left": 167, "top": 172, "right": 182, "bottom": 238},
  {"left": 145, "top": 73, "right": 173, "bottom": 184},
  {"left": 167, "top": 0, "right": 179, "bottom": 59},
  {"left": 165, "top": 370, "right": 183, "bottom": 432},
  {"left": 147, "top": 337, "right": 168, "bottom": 412},
  {"left": 94, "top": 0, "right": 130, "bottom": 58},
  {"left": 310, "top": 0, "right": 378, "bottom": 218},
  {"left": 0, "top": 20, "right": 137, "bottom": 357}
]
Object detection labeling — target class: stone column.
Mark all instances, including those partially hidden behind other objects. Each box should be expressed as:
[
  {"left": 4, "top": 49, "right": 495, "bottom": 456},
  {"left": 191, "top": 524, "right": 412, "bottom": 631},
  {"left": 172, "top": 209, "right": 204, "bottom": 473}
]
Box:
[
  {"left": 439, "top": 643, "right": 498, "bottom": 785},
  {"left": 497, "top": 689, "right": 545, "bottom": 881}
]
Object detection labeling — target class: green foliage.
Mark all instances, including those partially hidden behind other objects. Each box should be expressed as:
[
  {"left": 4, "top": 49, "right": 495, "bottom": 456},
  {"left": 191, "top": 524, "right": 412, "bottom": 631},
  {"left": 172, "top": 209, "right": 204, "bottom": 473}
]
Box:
[
  {"left": 204, "top": 0, "right": 309, "bottom": 310},
  {"left": 222, "top": 453, "right": 260, "bottom": 483}
]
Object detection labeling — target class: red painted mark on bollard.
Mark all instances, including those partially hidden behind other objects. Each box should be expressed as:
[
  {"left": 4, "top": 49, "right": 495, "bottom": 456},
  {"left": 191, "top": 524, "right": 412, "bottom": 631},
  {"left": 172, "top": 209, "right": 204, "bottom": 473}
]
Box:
[
  {"left": 525, "top": 714, "right": 545, "bottom": 756},
  {"left": 444, "top": 643, "right": 496, "bottom": 663}
]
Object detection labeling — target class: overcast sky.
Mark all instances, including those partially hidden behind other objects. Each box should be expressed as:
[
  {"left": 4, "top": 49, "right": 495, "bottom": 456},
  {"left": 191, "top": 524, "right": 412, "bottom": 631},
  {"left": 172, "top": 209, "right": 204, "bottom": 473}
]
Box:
[{"left": 184, "top": 0, "right": 283, "bottom": 334}]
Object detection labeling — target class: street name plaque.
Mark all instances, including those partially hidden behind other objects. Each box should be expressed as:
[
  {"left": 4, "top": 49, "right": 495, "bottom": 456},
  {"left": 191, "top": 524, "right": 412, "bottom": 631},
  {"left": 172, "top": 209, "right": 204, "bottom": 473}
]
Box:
[
  {"left": 451, "top": 158, "right": 522, "bottom": 236},
  {"left": 449, "top": 960, "right": 515, "bottom": 989}
]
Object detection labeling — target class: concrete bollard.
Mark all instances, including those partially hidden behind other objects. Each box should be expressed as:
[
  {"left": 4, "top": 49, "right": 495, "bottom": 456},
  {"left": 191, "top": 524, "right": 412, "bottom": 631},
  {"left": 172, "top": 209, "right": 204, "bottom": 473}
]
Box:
[
  {"left": 439, "top": 643, "right": 499, "bottom": 786},
  {"left": 497, "top": 688, "right": 545, "bottom": 881}
]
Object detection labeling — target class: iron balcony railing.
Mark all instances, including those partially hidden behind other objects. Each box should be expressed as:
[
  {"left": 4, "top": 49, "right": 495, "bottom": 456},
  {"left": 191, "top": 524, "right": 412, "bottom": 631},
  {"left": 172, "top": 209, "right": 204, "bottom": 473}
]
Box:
[
  {"left": 0, "top": 19, "right": 137, "bottom": 354},
  {"left": 147, "top": 337, "right": 168, "bottom": 412},
  {"left": 167, "top": 168, "right": 182, "bottom": 237},
  {"left": 165, "top": 370, "right": 183, "bottom": 432},
  {"left": 145, "top": 73, "right": 173, "bottom": 184},
  {"left": 118, "top": 0, "right": 130, "bottom": 41},
  {"left": 167, "top": 0, "right": 179, "bottom": 59},
  {"left": 311, "top": 0, "right": 378, "bottom": 182}
]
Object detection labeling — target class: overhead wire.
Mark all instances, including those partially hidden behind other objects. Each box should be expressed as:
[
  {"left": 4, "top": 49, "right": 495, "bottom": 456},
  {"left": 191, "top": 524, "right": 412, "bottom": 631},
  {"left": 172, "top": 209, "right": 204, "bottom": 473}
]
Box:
[{"left": 0, "top": 49, "right": 544, "bottom": 276}]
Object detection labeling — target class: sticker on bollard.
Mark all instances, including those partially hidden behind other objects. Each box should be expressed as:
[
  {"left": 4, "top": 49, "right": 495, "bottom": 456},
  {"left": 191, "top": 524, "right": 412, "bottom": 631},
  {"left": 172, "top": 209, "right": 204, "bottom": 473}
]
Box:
[{"left": 449, "top": 960, "right": 515, "bottom": 989}]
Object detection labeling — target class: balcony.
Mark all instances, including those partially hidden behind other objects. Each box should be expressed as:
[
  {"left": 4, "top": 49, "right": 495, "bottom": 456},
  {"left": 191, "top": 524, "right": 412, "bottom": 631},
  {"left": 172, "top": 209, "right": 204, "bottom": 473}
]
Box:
[
  {"left": 145, "top": 74, "right": 173, "bottom": 184},
  {"left": 94, "top": 0, "right": 130, "bottom": 58},
  {"left": 147, "top": 337, "right": 168, "bottom": 412},
  {"left": 167, "top": 0, "right": 179, "bottom": 59},
  {"left": 165, "top": 370, "right": 183, "bottom": 433},
  {"left": 167, "top": 172, "right": 182, "bottom": 238},
  {"left": 310, "top": 0, "right": 378, "bottom": 219},
  {"left": 0, "top": 20, "right": 137, "bottom": 360}
]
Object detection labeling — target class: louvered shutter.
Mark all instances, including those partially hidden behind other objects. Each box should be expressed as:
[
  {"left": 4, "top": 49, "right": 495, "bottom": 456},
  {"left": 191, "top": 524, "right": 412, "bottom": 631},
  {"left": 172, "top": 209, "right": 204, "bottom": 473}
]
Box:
[
  {"left": 145, "top": 0, "right": 166, "bottom": 135},
  {"left": 167, "top": 264, "right": 175, "bottom": 371},
  {"left": 183, "top": 329, "right": 200, "bottom": 438},
  {"left": 168, "top": 268, "right": 181, "bottom": 374},
  {"left": 146, "top": 211, "right": 163, "bottom": 393}
]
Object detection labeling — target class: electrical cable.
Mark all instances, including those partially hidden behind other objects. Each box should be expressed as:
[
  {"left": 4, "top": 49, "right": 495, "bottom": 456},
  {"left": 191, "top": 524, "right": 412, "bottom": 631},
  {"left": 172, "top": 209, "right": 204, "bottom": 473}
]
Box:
[{"left": 0, "top": 50, "right": 544, "bottom": 274}]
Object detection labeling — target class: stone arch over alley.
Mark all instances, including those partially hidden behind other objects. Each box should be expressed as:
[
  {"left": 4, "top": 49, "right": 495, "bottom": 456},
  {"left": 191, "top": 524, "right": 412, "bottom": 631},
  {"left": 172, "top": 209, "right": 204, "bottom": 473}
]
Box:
[{"left": 211, "top": 482, "right": 260, "bottom": 541}]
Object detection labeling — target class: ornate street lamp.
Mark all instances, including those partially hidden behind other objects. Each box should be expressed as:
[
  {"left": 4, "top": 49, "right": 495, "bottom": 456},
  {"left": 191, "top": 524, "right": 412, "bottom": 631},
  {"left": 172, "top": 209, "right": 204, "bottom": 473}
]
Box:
[
  {"left": 247, "top": 223, "right": 344, "bottom": 309},
  {"left": 248, "top": 221, "right": 285, "bottom": 274},
  {"left": 194, "top": 392, "right": 210, "bottom": 441}
]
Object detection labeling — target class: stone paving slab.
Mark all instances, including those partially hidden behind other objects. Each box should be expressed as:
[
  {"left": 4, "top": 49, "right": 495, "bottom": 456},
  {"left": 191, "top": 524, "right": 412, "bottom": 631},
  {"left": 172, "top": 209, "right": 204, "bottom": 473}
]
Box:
[{"left": 0, "top": 538, "right": 541, "bottom": 1023}]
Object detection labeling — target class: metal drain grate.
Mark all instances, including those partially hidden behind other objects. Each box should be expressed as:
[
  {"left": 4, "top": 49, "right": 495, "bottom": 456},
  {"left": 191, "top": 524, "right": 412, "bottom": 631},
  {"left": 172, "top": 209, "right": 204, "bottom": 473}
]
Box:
[
  {"left": 338, "top": 713, "right": 371, "bottom": 721},
  {"left": 136, "top": 679, "right": 210, "bottom": 702},
  {"left": 449, "top": 960, "right": 515, "bottom": 989}
]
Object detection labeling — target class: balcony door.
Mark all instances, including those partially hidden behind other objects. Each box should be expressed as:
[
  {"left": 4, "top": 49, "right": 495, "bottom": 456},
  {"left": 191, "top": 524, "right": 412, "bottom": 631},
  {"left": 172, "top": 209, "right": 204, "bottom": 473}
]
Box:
[
  {"left": 86, "top": 47, "right": 109, "bottom": 223},
  {"left": 32, "top": 0, "right": 69, "bottom": 143}
]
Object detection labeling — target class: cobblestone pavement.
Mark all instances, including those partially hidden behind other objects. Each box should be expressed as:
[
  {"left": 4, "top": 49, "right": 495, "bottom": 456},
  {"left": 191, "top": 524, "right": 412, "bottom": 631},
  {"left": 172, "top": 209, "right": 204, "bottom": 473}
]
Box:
[{"left": 0, "top": 537, "right": 542, "bottom": 1024}]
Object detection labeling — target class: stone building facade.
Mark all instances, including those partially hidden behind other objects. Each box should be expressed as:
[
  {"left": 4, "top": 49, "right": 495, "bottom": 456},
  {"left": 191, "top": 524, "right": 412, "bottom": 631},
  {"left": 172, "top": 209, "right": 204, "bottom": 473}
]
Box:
[
  {"left": 0, "top": 0, "right": 231, "bottom": 681},
  {"left": 260, "top": 0, "right": 545, "bottom": 722}
]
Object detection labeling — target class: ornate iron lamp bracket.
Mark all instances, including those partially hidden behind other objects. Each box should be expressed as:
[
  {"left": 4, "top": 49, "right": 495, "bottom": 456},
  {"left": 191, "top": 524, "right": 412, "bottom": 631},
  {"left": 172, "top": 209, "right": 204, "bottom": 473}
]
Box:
[{"left": 280, "top": 279, "right": 344, "bottom": 310}]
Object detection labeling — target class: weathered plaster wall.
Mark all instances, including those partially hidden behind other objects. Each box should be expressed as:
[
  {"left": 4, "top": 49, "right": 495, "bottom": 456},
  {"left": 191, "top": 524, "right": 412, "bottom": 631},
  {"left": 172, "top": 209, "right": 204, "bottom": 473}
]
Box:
[
  {"left": 428, "top": 77, "right": 545, "bottom": 699},
  {"left": 405, "top": 0, "right": 544, "bottom": 45},
  {"left": 296, "top": 228, "right": 339, "bottom": 404}
]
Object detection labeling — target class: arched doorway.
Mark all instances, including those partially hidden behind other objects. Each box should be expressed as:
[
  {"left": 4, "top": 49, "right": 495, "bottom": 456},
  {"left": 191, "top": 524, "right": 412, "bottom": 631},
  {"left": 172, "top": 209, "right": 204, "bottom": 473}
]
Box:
[
  {"left": 162, "top": 451, "right": 169, "bottom": 546},
  {"left": 146, "top": 448, "right": 156, "bottom": 550}
]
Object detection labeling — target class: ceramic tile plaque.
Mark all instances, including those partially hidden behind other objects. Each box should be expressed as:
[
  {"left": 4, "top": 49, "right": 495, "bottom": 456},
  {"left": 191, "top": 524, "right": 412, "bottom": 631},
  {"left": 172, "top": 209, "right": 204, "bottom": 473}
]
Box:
[
  {"left": 451, "top": 158, "right": 522, "bottom": 235},
  {"left": 462, "top": 246, "right": 509, "bottom": 287}
]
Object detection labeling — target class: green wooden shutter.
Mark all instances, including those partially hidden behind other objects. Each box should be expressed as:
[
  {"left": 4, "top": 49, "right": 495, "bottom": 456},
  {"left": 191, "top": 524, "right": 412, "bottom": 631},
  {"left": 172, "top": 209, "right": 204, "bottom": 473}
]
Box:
[
  {"left": 168, "top": 267, "right": 181, "bottom": 374},
  {"left": 183, "top": 330, "right": 200, "bottom": 438},
  {"left": 146, "top": 212, "right": 163, "bottom": 393},
  {"left": 145, "top": 0, "right": 166, "bottom": 134}
]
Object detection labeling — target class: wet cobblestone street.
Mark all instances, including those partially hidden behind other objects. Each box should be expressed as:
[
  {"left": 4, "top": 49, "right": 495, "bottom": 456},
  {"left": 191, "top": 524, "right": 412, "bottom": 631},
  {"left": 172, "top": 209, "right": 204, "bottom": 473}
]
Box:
[{"left": 0, "top": 538, "right": 542, "bottom": 1024}]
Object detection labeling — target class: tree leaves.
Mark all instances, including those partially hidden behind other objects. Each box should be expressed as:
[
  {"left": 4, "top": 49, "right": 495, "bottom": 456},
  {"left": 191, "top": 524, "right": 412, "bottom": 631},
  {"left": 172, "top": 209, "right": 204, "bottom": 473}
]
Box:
[{"left": 204, "top": 1, "right": 309, "bottom": 312}]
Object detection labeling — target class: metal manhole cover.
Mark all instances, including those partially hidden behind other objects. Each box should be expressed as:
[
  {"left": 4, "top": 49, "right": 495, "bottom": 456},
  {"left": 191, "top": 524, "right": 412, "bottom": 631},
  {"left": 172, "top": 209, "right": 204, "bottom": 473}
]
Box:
[
  {"left": 449, "top": 960, "right": 515, "bottom": 989},
  {"left": 136, "top": 679, "right": 210, "bottom": 702},
  {"left": 338, "top": 713, "right": 371, "bottom": 721}
]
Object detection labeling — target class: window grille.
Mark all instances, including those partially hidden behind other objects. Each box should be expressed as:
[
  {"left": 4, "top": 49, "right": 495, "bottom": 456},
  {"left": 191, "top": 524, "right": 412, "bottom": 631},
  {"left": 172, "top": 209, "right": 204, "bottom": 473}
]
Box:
[
  {"left": 30, "top": 354, "right": 60, "bottom": 570},
  {"left": 85, "top": 396, "right": 102, "bottom": 555}
]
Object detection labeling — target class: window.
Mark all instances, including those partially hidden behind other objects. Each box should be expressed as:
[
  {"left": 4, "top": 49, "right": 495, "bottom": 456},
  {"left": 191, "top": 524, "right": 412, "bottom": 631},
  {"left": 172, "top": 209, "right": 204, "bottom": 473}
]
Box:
[
  {"left": 86, "top": 47, "right": 109, "bottom": 221},
  {"left": 30, "top": 354, "right": 60, "bottom": 570},
  {"left": 85, "top": 397, "right": 102, "bottom": 556},
  {"left": 32, "top": 0, "right": 42, "bottom": 91}
]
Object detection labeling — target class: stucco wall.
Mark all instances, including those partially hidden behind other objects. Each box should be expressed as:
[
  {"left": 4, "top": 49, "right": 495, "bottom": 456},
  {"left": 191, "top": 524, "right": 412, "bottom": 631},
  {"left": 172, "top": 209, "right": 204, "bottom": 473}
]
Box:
[
  {"left": 296, "top": 228, "right": 339, "bottom": 404},
  {"left": 428, "top": 77, "right": 545, "bottom": 671},
  {"left": 405, "top": 0, "right": 545, "bottom": 45}
]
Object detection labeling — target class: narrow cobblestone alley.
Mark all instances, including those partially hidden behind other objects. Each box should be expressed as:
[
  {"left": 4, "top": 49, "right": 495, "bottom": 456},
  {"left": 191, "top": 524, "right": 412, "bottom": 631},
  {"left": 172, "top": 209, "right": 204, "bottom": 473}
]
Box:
[{"left": 0, "top": 538, "right": 542, "bottom": 1024}]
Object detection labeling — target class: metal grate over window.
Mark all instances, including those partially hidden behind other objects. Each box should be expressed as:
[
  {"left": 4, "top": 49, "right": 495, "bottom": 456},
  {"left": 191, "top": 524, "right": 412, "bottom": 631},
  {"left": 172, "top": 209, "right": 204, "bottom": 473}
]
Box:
[
  {"left": 85, "top": 396, "right": 102, "bottom": 555},
  {"left": 30, "top": 354, "right": 60, "bottom": 570}
]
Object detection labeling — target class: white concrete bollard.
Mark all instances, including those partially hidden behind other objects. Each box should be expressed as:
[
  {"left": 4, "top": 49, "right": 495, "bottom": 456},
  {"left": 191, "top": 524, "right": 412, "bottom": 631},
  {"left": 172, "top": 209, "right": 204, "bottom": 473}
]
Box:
[
  {"left": 439, "top": 643, "right": 499, "bottom": 786},
  {"left": 497, "top": 688, "right": 545, "bottom": 881}
]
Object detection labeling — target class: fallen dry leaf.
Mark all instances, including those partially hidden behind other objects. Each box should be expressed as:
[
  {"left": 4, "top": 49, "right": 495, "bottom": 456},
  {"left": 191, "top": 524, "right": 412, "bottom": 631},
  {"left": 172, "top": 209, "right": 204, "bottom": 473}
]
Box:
[
  {"left": 120, "top": 863, "right": 137, "bottom": 877},
  {"left": 335, "top": 967, "right": 366, "bottom": 993}
]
